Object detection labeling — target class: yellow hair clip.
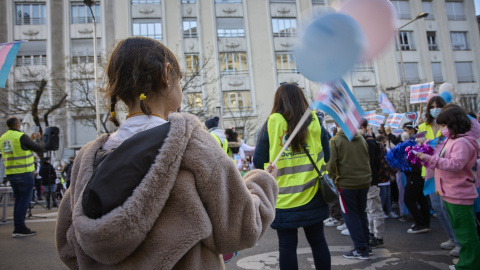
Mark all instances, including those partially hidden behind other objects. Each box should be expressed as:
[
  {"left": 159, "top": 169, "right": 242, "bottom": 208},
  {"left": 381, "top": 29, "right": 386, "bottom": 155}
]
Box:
[
  {"left": 111, "top": 111, "right": 116, "bottom": 117},
  {"left": 140, "top": 93, "right": 146, "bottom": 101}
]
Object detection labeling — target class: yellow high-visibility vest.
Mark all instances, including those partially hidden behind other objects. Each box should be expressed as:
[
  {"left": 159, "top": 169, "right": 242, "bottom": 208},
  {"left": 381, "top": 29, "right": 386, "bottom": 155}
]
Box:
[
  {"left": 266, "top": 112, "right": 327, "bottom": 209},
  {"left": 211, "top": 133, "right": 232, "bottom": 156},
  {"left": 0, "top": 130, "right": 35, "bottom": 175},
  {"left": 418, "top": 123, "right": 442, "bottom": 177}
]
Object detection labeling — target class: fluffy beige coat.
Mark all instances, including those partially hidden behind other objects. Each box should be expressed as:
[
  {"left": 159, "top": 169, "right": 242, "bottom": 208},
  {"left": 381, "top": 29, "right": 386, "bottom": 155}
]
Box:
[{"left": 55, "top": 113, "right": 279, "bottom": 269}]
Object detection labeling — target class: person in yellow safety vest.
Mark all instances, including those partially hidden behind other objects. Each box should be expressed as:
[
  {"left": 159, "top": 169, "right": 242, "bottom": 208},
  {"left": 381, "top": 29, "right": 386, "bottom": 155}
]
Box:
[
  {"left": 0, "top": 117, "right": 44, "bottom": 238},
  {"left": 205, "top": 116, "right": 231, "bottom": 156},
  {"left": 253, "top": 83, "right": 332, "bottom": 269},
  {"left": 417, "top": 96, "right": 461, "bottom": 255}
]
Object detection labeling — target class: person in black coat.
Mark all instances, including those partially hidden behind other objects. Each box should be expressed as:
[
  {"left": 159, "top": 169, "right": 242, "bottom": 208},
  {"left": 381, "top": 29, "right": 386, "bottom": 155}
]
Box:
[{"left": 39, "top": 157, "right": 57, "bottom": 209}]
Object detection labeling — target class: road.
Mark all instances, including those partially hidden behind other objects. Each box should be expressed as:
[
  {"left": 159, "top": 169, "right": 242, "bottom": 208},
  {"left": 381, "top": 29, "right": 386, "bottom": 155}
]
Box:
[{"left": 0, "top": 198, "right": 455, "bottom": 270}]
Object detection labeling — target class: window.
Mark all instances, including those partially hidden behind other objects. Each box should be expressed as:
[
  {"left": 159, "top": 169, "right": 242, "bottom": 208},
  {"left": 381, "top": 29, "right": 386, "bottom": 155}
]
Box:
[
  {"left": 352, "top": 62, "right": 374, "bottom": 72},
  {"left": 455, "top": 62, "right": 474, "bottom": 83},
  {"left": 391, "top": 1, "right": 411, "bottom": 19},
  {"left": 217, "top": 18, "right": 245, "bottom": 38},
  {"left": 427, "top": 32, "right": 438, "bottom": 51},
  {"left": 16, "top": 55, "right": 47, "bottom": 66},
  {"left": 133, "top": 19, "right": 162, "bottom": 40},
  {"left": 276, "top": 53, "right": 298, "bottom": 73},
  {"left": 219, "top": 52, "right": 248, "bottom": 75},
  {"left": 399, "top": 31, "right": 415, "bottom": 50},
  {"left": 223, "top": 91, "right": 251, "bottom": 112},
  {"left": 399, "top": 62, "right": 420, "bottom": 83},
  {"left": 312, "top": 0, "right": 325, "bottom": 5},
  {"left": 71, "top": 3, "right": 101, "bottom": 24},
  {"left": 132, "top": 0, "right": 160, "bottom": 4},
  {"left": 460, "top": 94, "right": 478, "bottom": 113},
  {"left": 272, "top": 18, "right": 297, "bottom": 37},
  {"left": 270, "top": 0, "right": 295, "bottom": 2},
  {"left": 71, "top": 39, "right": 102, "bottom": 63},
  {"left": 15, "top": 4, "right": 46, "bottom": 25},
  {"left": 421, "top": 1, "right": 435, "bottom": 19},
  {"left": 431, "top": 62, "right": 443, "bottom": 83},
  {"left": 446, "top": 1, "right": 465, "bottom": 20},
  {"left": 186, "top": 92, "right": 202, "bottom": 111},
  {"left": 451, "top": 32, "right": 468, "bottom": 50},
  {"left": 183, "top": 19, "right": 197, "bottom": 38},
  {"left": 71, "top": 79, "right": 95, "bottom": 104},
  {"left": 185, "top": 54, "right": 199, "bottom": 75},
  {"left": 182, "top": 0, "right": 195, "bottom": 3},
  {"left": 15, "top": 82, "right": 37, "bottom": 106},
  {"left": 215, "top": 0, "right": 242, "bottom": 3}
]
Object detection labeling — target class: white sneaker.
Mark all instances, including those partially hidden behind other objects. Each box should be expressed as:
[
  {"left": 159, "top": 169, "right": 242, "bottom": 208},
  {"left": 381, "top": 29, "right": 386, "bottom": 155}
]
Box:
[
  {"left": 323, "top": 217, "right": 335, "bottom": 224},
  {"left": 449, "top": 265, "right": 456, "bottom": 270},
  {"left": 381, "top": 213, "right": 389, "bottom": 219},
  {"left": 388, "top": 212, "right": 398, "bottom": 218},
  {"left": 341, "top": 229, "right": 350, "bottom": 236},
  {"left": 440, "top": 240, "right": 455, "bottom": 250},
  {"left": 449, "top": 246, "right": 460, "bottom": 257},
  {"left": 325, "top": 219, "right": 342, "bottom": 227},
  {"left": 337, "top": 223, "right": 347, "bottom": 231}
]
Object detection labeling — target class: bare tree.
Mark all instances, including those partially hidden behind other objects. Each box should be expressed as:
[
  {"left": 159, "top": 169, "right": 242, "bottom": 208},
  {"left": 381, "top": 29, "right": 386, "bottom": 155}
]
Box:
[{"left": 0, "top": 66, "right": 68, "bottom": 132}]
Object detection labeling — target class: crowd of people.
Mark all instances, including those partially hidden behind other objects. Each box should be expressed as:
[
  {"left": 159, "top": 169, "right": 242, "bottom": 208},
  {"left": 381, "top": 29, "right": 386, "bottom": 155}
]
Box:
[{"left": 1, "top": 36, "right": 479, "bottom": 270}]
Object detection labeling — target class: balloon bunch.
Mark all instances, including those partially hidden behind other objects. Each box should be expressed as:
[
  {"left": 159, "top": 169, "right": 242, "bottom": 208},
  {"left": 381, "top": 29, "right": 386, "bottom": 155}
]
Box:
[
  {"left": 295, "top": 0, "right": 397, "bottom": 83},
  {"left": 427, "top": 82, "right": 454, "bottom": 104},
  {"left": 405, "top": 144, "right": 434, "bottom": 167},
  {"left": 385, "top": 140, "right": 417, "bottom": 172}
]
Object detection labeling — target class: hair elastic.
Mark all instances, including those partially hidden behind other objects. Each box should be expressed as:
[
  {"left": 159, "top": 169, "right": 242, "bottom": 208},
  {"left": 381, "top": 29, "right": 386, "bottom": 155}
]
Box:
[
  {"left": 140, "top": 93, "right": 146, "bottom": 101},
  {"left": 111, "top": 111, "right": 116, "bottom": 117}
]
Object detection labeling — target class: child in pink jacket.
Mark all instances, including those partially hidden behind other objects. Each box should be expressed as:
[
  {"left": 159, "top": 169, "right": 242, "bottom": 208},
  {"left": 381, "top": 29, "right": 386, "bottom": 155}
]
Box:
[{"left": 417, "top": 104, "right": 480, "bottom": 270}]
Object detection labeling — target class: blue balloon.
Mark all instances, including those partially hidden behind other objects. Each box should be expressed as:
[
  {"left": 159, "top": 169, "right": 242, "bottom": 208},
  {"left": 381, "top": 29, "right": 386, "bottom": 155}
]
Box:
[
  {"left": 439, "top": 91, "right": 452, "bottom": 104},
  {"left": 295, "top": 13, "right": 365, "bottom": 83}
]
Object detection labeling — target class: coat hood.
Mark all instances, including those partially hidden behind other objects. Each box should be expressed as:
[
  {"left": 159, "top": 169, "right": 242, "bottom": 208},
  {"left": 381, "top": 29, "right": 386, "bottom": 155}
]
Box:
[{"left": 336, "top": 129, "right": 363, "bottom": 141}]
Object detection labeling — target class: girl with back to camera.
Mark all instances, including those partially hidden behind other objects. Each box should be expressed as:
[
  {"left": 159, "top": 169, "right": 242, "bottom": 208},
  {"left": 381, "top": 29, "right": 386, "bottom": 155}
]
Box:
[
  {"left": 417, "top": 104, "right": 480, "bottom": 270},
  {"left": 254, "top": 83, "right": 331, "bottom": 270},
  {"left": 56, "top": 37, "right": 279, "bottom": 269}
]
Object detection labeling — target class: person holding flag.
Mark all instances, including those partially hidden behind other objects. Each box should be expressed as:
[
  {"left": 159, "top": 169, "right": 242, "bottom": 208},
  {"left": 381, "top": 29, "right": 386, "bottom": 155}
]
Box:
[{"left": 254, "top": 83, "right": 331, "bottom": 270}]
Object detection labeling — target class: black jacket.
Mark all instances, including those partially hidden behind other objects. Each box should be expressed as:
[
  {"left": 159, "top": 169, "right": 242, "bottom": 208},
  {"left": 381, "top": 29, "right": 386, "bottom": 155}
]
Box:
[{"left": 39, "top": 162, "right": 56, "bottom": 185}]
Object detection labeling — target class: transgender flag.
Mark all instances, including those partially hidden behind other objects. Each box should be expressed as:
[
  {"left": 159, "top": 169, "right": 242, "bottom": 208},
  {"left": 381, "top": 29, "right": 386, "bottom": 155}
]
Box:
[
  {"left": 311, "top": 79, "right": 365, "bottom": 141},
  {"left": 0, "top": 41, "right": 25, "bottom": 88},
  {"left": 410, "top": 82, "right": 434, "bottom": 104},
  {"left": 379, "top": 93, "right": 395, "bottom": 114}
]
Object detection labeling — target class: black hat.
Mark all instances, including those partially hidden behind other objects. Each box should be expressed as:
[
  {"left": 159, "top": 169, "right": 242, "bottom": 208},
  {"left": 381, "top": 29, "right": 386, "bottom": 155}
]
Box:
[{"left": 205, "top": 116, "right": 220, "bottom": 129}]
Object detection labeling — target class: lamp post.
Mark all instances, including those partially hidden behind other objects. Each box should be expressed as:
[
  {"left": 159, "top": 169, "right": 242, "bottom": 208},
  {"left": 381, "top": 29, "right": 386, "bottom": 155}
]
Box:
[
  {"left": 83, "top": 0, "right": 101, "bottom": 137},
  {"left": 395, "top": 12, "right": 429, "bottom": 112}
]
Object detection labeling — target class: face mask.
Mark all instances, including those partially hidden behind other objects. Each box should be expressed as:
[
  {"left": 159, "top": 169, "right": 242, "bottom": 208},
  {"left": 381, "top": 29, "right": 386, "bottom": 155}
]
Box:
[
  {"left": 36, "top": 159, "right": 41, "bottom": 163},
  {"left": 430, "top": 108, "right": 442, "bottom": 119},
  {"left": 401, "top": 132, "right": 410, "bottom": 141},
  {"left": 441, "top": 127, "right": 450, "bottom": 138}
]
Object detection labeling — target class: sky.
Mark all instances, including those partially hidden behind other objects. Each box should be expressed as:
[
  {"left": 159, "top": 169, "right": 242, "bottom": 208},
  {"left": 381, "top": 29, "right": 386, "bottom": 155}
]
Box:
[{"left": 476, "top": 0, "right": 480, "bottom": 15}]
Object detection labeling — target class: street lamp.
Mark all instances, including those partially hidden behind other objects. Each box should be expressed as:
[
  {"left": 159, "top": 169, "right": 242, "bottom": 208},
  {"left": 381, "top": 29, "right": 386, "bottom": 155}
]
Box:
[
  {"left": 83, "top": 0, "right": 101, "bottom": 137},
  {"left": 395, "top": 12, "right": 429, "bottom": 112}
]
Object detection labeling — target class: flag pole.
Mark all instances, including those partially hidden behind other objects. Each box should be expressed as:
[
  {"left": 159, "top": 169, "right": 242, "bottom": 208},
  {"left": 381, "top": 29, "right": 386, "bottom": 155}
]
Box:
[{"left": 272, "top": 108, "right": 311, "bottom": 166}]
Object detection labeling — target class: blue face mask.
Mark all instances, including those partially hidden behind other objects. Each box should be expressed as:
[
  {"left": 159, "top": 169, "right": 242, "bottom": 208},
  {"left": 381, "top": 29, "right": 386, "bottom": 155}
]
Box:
[{"left": 430, "top": 108, "right": 442, "bottom": 118}]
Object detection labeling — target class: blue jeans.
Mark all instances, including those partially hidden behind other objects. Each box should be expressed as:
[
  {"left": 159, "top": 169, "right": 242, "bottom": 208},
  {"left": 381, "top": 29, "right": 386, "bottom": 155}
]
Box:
[
  {"left": 8, "top": 172, "right": 34, "bottom": 232},
  {"left": 430, "top": 192, "right": 460, "bottom": 247},
  {"left": 42, "top": 184, "right": 57, "bottom": 207},
  {"left": 379, "top": 185, "right": 392, "bottom": 213},
  {"left": 340, "top": 188, "right": 370, "bottom": 249},
  {"left": 277, "top": 222, "right": 331, "bottom": 270}
]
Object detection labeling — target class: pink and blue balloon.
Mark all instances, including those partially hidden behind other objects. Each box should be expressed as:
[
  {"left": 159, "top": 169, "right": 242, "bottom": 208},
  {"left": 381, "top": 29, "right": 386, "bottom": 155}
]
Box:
[{"left": 294, "top": 13, "right": 365, "bottom": 82}]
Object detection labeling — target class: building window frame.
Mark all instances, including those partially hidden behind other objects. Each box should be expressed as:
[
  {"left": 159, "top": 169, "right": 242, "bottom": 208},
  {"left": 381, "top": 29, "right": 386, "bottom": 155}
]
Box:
[
  {"left": 16, "top": 55, "right": 47, "bottom": 66},
  {"left": 219, "top": 52, "right": 248, "bottom": 76},
  {"left": 451, "top": 31, "right": 468, "bottom": 51},
  {"left": 215, "top": 0, "right": 242, "bottom": 3},
  {"left": 421, "top": 1, "right": 435, "bottom": 20},
  {"left": 217, "top": 18, "right": 245, "bottom": 38},
  {"left": 131, "top": 0, "right": 161, "bottom": 4},
  {"left": 275, "top": 53, "right": 298, "bottom": 73},
  {"left": 391, "top": 0, "right": 411, "bottom": 19},
  {"left": 427, "top": 31, "right": 438, "bottom": 51},
  {"left": 431, "top": 62, "right": 443, "bottom": 83},
  {"left": 132, "top": 19, "right": 162, "bottom": 41},
  {"left": 399, "top": 31, "right": 415, "bottom": 51},
  {"left": 272, "top": 18, "right": 297, "bottom": 37},
  {"left": 223, "top": 90, "right": 251, "bottom": 112},
  {"left": 455, "top": 61, "right": 475, "bottom": 83},
  {"left": 446, "top": 1, "right": 466, "bottom": 21},
  {"left": 185, "top": 53, "right": 199, "bottom": 75},
  {"left": 71, "top": 2, "right": 101, "bottom": 24},
  {"left": 183, "top": 19, "right": 198, "bottom": 38},
  {"left": 185, "top": 92, "right": 203, "bottom": 112},
  {"left": 15, "top": 3, "right": 47, "bottom": 25}
]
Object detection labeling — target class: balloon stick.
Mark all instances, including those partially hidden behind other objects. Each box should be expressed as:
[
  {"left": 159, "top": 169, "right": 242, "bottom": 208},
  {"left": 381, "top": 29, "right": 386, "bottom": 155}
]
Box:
[{"left": 272, "top": 108, "right": 311, "bottom": 166}]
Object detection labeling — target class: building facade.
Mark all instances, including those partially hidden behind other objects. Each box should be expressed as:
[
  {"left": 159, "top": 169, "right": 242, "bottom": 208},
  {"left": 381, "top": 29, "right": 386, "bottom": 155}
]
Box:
[{"left": 1, "top": 0, "right": 479, "bottom": 160}]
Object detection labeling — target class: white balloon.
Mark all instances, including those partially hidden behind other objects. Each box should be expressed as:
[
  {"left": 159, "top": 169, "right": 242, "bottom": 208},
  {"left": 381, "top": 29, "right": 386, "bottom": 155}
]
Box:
[{"left": 439, "top": 82, "right": 453, "bottom": 93}]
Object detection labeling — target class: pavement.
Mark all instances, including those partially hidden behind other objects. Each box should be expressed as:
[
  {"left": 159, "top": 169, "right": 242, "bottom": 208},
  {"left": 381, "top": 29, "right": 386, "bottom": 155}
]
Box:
[{"left": 0, "top": 196, "right": 458, "bottom": 270}]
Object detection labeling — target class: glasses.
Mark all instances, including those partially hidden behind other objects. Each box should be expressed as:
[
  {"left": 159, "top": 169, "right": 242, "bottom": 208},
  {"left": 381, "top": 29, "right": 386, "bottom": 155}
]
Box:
[{"left": 280, "top": 82, "right": 299, "bottom": 86}]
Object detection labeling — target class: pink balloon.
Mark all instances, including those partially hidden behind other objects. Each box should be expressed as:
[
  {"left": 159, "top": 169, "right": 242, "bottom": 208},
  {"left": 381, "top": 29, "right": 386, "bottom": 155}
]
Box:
[
  {"left": 426, "top": 93, "right": 438, "bottom": 103},
  {"left": 340, "top": 0, "right": 397, "bottom": 62}
]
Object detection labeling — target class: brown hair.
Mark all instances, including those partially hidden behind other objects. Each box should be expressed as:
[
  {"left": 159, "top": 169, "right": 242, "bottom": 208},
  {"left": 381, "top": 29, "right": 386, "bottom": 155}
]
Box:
[
  {"left": 436, "top": 104, "right": 471, "bottom": 138},
  {"left": 270, "top": 84, "right": 311, "bottom": 153},
  {"left": 105, "top": 37, "right": 181, "bottom": 126},
  {"left": 425, "top": 95, "right": 447, "bottom": 125}
]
